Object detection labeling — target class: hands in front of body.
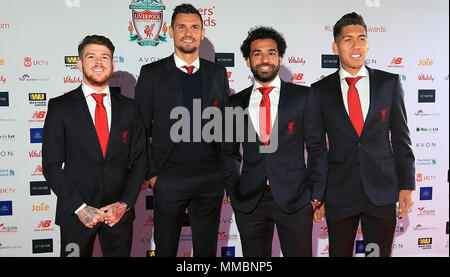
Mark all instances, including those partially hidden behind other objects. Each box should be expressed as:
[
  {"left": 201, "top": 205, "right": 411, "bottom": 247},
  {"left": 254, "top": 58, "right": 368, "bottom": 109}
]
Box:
[
  {"left": 312, "top": 201, "right": 325, "bottom": 223},
  {"left": 77, "top": 203, "right": 127, "bottom": 228}
]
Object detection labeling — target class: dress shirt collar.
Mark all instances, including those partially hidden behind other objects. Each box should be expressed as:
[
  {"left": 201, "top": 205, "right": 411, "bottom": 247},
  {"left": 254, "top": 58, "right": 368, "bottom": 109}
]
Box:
[
  {"left": 252, "top": 75, "right": 281, "bottom": 94},
  {"left": 173, "top": 53, "right": 200, "bottom": 72},
  {"left": 339, "top": 65, "right": 368, "bottom": 81},
  {"left": 81, "top": 81, "right": 110, "bottom": 98}
]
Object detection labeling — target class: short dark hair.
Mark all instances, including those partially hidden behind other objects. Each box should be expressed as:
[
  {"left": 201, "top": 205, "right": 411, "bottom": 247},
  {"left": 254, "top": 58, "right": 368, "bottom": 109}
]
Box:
[
  {"left": 240, "top": 26, "right": 287, "bottom": 59},
  {"left": 171, "top": 3, "right": 203, "bottom": 28},
  {"left": 333, "top": 12, "right": 367, "bottom": 41},
  {"left": 78, "top": 35, "right": 115, "bottom": 58}
]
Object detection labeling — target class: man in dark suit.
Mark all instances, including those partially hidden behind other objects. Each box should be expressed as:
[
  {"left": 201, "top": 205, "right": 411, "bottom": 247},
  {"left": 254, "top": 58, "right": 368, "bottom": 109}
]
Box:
[
  {"left": 42, "top": 35, "right": 147, "bottom": 257},
  {"left": 305, "top": 13, "right": 415, "bottom": 257},
  {"left": 223, "top": 27, "right": 324, "bottom": 257},
  {"left": 134, "top": 4, "right": 229, "bottom": 257}
]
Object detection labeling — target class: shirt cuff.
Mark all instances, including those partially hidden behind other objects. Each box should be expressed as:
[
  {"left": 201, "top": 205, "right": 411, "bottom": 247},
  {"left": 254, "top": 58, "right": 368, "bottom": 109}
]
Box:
[{"left": 74, "top": 203, "right": 87, "bottom": 214}]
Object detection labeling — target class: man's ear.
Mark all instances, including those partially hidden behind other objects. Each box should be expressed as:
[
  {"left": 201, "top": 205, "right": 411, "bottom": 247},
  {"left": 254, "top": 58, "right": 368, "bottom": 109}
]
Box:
[
  {"left": 77, "top": 58, "right": 83, "bottom": 73},
  {"left": 332, "top": 42, "right": 339, "bottom": 55},
  {"left": 169, "top": 26, "right": 174, "bottom": 39}
]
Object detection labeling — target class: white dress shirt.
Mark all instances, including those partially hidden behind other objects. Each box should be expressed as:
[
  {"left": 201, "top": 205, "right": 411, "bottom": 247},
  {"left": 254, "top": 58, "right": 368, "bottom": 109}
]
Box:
[
  {"left": 338, "top": 66, "right": 370, "bottom": 121},
  {"left": 173, "top": 53, "right": 200, "bottom": 74},
  {"left": 82, "top": 82, "right": 112, "bottom": 131},
  {"left": 248, "top": 76, "right": 281, "bottom": 138},
  {"left": 74, "top": 82, "right": 112, "bottom": 214}
]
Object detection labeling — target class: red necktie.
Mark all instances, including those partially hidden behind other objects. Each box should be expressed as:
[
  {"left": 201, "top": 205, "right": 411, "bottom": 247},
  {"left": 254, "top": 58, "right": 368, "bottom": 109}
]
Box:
[
  {"left": 258, "top": 86, "right": 275, "bottom": 146},
  {"left": 345, "top": 76, "right": 364, "bottom": 137},
  {"left": 91, "top": 93, "right": 109, "bottom": 157},
  {"left": 182, "top": 65, "right": 195, "bottom": 75}
]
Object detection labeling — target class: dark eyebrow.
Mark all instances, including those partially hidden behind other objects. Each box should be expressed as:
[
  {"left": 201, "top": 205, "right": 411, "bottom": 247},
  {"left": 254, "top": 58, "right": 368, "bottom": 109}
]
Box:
[
  {"left": 83, "top": 52, "right": 111, "bottom": 58},
  {"left": 251, "top": 48, "right": 277, "bottom": 54},
  {"left": 342, "top": 34, "right": 367, "bottom": 39}
]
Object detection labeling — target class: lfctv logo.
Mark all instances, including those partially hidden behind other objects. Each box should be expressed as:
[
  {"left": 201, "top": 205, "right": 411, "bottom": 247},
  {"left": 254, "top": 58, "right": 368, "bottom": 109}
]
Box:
[{"left": 24, "top": 57, "right": 49, "bottom": 67}]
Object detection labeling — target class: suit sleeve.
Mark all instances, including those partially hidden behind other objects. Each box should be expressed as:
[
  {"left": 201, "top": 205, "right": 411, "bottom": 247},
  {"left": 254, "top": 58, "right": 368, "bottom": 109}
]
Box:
[
  {"left": 118, "top": 102, "right": 148, "bottom": 207},
  {"left": 304, "top": 85, "right": 328, "bottom": 202},
  {"left": 222, "top": 86, "right": 242, "bottom": 199},
  {"left": 135, "top": 65, "right": 157, "bottom": 179},
  {"left": 389, "top": 76, "right": 415, "bottom": 190},
  {"left": 42, "top": 98, "right": 85, "bottom": 213},
  {"left": 219, "top": 67, "right": 240, "bottom": 197},
  {"left": 222, "top": 127, "right": 242, "bottom": 198}
]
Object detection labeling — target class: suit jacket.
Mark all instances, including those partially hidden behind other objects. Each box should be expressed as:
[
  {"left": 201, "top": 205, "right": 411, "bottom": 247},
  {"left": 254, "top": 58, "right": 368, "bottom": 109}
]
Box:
[
  {"left": 134, "top": 54, "right": 230, "bottom": 179},
  {"left": 42, "top": 86, "right": 148, "bottom": 227},
  {"left": 223, "top": 80, "right": 317, "bottom": 214},
  {"left": 305, "top": 66, "right": 415, "bottom": 207}
]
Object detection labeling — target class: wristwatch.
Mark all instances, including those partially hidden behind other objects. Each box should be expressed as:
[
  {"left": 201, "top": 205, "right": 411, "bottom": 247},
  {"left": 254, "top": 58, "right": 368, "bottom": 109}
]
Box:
[{"left": 119, "top": 201, "right": 130, "bottom": 212}]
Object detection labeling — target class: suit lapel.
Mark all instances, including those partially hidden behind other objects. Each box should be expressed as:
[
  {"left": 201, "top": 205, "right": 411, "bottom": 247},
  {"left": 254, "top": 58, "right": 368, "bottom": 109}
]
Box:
[
  {"left": 199, "top": 59, "right": 210, "bottom": 108},
  {"left": 239, "top": 87, "right": 256, "bottom": 143},
  {"left": 104, "top": 90, "right": 121, "bottom": 160},
  {"left": 72, "top": 86, "right": 104, "bottom": 160},
  {"left": 360, "top": 66, "right": 378, "bottom": 139},
  {"left": 165, "top": 54, "right": 183, "bottom": 108},
  {"left": 274, "top": 80, "right": 288, "bottom": 125}
]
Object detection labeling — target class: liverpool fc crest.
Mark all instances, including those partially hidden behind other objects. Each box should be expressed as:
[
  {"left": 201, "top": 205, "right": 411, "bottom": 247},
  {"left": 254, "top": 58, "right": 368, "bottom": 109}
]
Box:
[{"left": 129, "top": 0, "right": 168, "bottom": 46}]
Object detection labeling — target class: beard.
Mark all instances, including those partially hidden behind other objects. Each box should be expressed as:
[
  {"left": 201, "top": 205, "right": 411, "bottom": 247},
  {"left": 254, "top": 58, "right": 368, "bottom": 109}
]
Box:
[
  {"left": 82, "top": 67, "right": 111, "bottom": 87},
  {"left": 250, "top": 62, "right": 280, "bottom": 84},
  {"left": 176, "top": 37, "right": 198, "bottom": 54},
  {"left": 177, "top": 45, "right": 198, "bottom": 54}
]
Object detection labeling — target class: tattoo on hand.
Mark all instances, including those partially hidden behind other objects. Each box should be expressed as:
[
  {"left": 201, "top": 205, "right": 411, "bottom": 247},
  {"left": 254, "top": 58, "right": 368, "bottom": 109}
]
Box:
[{"left": 79, "top": 206, "right": 99, "bottom": 225}]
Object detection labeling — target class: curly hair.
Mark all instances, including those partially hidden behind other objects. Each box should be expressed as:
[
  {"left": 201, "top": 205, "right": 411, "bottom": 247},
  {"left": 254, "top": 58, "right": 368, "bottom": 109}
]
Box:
[{"left": 240, "top": 26, "right": 287, "bottom": 59}]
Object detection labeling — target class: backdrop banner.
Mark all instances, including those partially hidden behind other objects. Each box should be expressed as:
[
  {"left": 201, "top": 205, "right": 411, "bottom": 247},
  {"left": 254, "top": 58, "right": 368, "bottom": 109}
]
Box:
[{"left": 0, "top": 0, "right": 448, "bottom": 257}]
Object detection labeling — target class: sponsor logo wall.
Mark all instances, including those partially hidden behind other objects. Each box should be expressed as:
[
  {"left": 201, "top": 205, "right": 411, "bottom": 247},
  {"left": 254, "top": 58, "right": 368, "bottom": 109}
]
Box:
[{"left": 0, "top": 0, "right": 448, "bottom": 257}]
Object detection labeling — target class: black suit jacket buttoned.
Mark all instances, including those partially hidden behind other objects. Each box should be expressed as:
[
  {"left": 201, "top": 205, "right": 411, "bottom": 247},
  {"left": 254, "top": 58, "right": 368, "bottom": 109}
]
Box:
[{"left": 42, "top": 86, "right": 148, "bottom": 227}]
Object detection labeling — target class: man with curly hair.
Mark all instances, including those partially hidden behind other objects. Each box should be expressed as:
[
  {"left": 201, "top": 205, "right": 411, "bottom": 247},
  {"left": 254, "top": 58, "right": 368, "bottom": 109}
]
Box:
[{"left": 223, "top": 26, "right": 323, "bottom": 257}]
